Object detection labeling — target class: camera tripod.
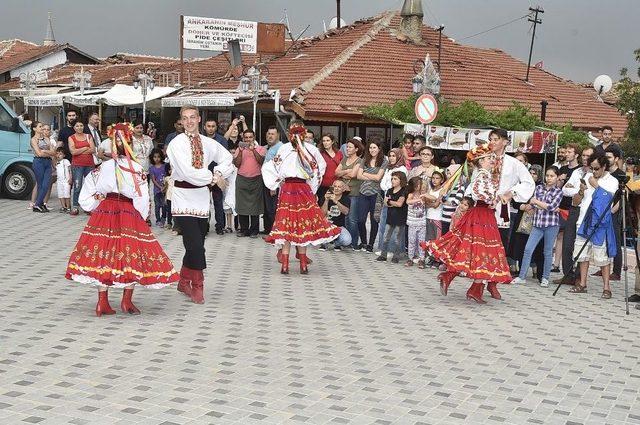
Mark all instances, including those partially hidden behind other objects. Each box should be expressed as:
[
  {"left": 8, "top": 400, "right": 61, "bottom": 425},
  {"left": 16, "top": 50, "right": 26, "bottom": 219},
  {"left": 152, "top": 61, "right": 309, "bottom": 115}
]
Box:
[{"left": 553, "top": 179, "right": 631, "bottom": 315}]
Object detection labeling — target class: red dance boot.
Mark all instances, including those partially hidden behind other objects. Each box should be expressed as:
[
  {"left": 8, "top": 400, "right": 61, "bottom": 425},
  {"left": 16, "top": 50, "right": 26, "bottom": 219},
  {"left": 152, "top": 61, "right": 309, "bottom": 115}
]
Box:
[
  {"left": 177, "top": 266, "right": 192, "bottom": 297},
  {"left": 438, "top": 271, "right": 456, "bottom": 296},
  {"left": 120, "top": 288, "right": 141, "bottom": 314},
  {"left": 95, "top": 291, "right": 116, "bottom": 317},
  {"left": 295, "top": 247, "right": 313, "bottom": 265},
  {"left": 299, "top": 253, "right": 309, "bottom": 274},
  {"left": 190, "top": 270, "right": 205, "bottom": 304},
  {"left": 466, "top": 282, "right": 487, "bottom": 304},
  {"left": 280, "top": 254, "right": 290, "bottom": 274},
  {"left": 486, "top": 282, "right": 502, "bottom": 300}
]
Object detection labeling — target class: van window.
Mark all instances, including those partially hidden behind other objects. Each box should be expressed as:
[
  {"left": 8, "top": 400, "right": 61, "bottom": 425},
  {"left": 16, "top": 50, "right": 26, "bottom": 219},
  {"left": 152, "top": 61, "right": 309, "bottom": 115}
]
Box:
[{"left": 0, "top": 106, "right": 15, "bottom": 132}]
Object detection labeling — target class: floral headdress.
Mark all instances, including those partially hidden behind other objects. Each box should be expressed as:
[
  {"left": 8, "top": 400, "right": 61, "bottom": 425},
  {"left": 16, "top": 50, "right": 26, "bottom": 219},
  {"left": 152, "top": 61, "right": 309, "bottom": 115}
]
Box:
[
  {"left": 107, "top": 122, "right": 142, "bottom": 196},
  {"left": 466, "top": 143, "right": 493, "bottom": 162},
  {"left": 288, "top": 122, "right": 317, "bottom": 179}
]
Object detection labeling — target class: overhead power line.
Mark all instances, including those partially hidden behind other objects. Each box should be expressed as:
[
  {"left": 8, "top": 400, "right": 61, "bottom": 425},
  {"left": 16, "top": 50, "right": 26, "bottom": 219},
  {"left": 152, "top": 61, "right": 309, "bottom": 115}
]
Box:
[{"left": 458, "top": 13, "right": 531, "bottom": 41}]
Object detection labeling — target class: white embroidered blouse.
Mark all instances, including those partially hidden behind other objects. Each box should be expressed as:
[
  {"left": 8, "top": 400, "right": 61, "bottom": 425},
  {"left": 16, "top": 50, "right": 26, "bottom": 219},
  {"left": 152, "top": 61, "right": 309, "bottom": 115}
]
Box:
[
  {"left": 262, "top": 142, "right": 326, "bottom": 193},
  {"left": 79, "top": 158, "right": 149, "bottom": 218}
]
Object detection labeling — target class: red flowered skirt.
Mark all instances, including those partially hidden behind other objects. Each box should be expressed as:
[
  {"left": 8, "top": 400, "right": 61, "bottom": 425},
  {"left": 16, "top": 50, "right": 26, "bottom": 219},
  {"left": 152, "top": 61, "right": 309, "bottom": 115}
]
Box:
[
  {"left": 65, "top": 194, "right": 179, "bottom": 288},
  {"left": 424, "top": 203, "right": 512, "bottom": 283},
  {"left": 265, "top": 179, "right": 341, "bottom": 246}
]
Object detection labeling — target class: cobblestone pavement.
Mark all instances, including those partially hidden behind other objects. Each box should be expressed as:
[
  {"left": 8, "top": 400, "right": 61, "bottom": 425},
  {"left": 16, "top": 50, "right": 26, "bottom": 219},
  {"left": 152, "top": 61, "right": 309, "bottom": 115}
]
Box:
[{"left": 1, "top": 198, "right": 640, "bottom": 425}]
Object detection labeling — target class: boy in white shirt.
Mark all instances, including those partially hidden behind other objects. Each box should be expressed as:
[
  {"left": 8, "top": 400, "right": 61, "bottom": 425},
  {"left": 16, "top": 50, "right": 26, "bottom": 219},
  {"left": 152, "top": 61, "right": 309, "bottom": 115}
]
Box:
[{"left": 55, "top": 147, "right": 72, "bottom": 212}]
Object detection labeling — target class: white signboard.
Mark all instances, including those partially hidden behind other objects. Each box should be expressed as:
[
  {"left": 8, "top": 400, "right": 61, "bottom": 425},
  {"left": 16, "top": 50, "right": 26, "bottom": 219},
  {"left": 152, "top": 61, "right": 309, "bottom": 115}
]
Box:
[
  {"left": 183, "top": 16, "right": 258, "bottom": 53},
  {"left": 162, "top": 95, "right": 235, "bottom": 108}
]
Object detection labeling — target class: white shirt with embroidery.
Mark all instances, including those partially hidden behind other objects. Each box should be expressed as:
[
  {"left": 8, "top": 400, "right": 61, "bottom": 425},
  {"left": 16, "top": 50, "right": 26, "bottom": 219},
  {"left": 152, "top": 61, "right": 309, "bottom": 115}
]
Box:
[
  {"left": 262, "top": 142, "right": 326, "bottom": 193},
  {"left": 79, "top": 158, "right": 149, "bottom": 219},
  {"left": 166, "top": 133, "right": 234, "bottom": 218}
]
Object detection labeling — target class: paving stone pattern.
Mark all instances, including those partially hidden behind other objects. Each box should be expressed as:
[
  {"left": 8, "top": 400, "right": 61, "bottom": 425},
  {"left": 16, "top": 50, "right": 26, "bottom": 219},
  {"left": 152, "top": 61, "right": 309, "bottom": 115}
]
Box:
[{"left": 1, "top": 198, "right": 640, "bottom": 424}]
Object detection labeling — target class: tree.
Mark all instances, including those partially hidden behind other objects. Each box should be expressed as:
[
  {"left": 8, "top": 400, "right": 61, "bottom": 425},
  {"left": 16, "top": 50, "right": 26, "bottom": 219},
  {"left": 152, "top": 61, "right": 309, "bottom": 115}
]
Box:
[{"left": 618, "top": 48, "right": 640, "bottom": 157}]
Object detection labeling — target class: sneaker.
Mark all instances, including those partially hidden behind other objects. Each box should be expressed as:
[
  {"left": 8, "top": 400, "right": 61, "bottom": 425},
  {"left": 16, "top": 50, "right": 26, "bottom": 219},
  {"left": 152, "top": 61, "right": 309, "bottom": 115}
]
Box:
[
  {"left": 550, "top": 266, "right": 561, "bottom": 273},
  {"left": 390, "top": 257, "right": 399, "bottom": 264},
  {"left": 376, "top": 255, "right": 387, "bottom": 262},
  {"left": 540, "top": 278, "right": 549, "bottom": 288},
  {"left": 374, "top": 251, "right": 382, "bottom": 256},
  {"left": 365, "top": 245, "right": 374, "bottom": 253},
  {"left": 511, "top": 277, "right": 526, "bottom": 285},
  {"left": 334, "top": 246, "right": 342, "bottom": 251},
  {"left": 318, "top": 244, "right": 327, "bottom": 251},
  {"left": 69, "top": 208, "right": 79, "bottom": 216}
]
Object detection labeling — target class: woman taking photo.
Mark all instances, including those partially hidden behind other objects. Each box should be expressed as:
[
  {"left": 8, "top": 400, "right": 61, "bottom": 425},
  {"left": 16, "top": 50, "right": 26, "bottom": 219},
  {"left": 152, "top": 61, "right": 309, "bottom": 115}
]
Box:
[
  {"left": 376, "top": 148, "right": 407, "bottom": 254},
  {"left": 317, "top": 133, "right": 343, "bottom": 206},
  {"left": 335, "top": 138, "right": 364, "bottom": 249},
  {"left": 356, "top": 140, "right": 388, "bottom": 252},
  {"left": 69, "top": 120, "right": 96, "bottom": 216},
  {"left": 30, "top": 122, "right": 56, "bottom": 212}
]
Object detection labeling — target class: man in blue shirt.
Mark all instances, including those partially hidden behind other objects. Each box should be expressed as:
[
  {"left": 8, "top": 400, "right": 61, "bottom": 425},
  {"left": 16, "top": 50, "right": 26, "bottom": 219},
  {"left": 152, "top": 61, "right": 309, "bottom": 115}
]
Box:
[
  {"left": 263, "top": 126, "right": 283, "bottom": 234},
  {"left": 204, "top": 118, "right": 229, "bottom": 235},
  {"left": 163, "top": 117, "right": 184, "bottom": 149}
]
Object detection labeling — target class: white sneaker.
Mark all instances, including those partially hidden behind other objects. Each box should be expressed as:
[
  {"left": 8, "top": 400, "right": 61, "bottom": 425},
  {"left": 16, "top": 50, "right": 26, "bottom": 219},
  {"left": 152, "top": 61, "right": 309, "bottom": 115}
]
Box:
[
  {"left": 540, "top": 279, "right": 549, "bottom": 288},
  {"left": 374, "top": 251, "right": 382, "bottom": 256},
  {"left": 511, "top": 277, "right": 525, "bottom": 285}
]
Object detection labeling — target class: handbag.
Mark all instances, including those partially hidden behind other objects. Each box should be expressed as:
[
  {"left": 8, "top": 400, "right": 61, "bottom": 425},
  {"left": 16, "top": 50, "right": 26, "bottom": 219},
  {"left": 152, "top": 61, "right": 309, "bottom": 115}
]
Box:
[{"left": 516, "top": 210, "right": 534, "bottom": 235}]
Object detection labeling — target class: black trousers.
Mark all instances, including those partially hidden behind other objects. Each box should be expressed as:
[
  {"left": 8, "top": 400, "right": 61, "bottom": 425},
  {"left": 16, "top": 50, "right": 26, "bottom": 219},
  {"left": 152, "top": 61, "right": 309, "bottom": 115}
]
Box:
[
  {"left": 239, "top": 215, "right": 260, "bottom": 235},
  {"left": 175, "top": 216, "right": 208, "bottom": 270},
  {"left": 611, "top": 210, "right": 623, "bottom": 275},
  {"left": 499, "top": 227, "right": 510, "bottom": 252},
  {"left": 561, "top": 206, "right": 580, "bottom": 278},
  {"left": 263, "top": 186, "right": 278, "bottom": 234},
  {"left": 211, "top": 186, "right": 225, "bottom": 232}
]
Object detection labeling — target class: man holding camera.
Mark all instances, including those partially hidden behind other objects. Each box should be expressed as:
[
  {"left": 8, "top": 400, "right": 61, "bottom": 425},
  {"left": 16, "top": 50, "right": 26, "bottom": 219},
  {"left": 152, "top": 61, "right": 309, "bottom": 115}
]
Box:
[
  {"left": 320, "top": 180, "right": 352, "bottom": 250},
  {"left": 568, "top": 153, "right": 618, "bottom": 299}
]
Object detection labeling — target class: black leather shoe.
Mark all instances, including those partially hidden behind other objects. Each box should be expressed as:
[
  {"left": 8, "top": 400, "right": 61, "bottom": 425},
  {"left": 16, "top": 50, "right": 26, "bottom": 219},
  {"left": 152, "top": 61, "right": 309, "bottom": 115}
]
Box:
[{"left": 626, "top": 294, "right": 640, "bottom": 302}]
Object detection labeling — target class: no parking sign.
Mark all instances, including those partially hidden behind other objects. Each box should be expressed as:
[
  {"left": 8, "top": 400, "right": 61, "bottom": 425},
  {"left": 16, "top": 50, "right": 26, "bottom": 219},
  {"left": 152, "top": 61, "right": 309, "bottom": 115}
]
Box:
[{"left": 414, "top": 94, "right": 438, "bottom": 124}]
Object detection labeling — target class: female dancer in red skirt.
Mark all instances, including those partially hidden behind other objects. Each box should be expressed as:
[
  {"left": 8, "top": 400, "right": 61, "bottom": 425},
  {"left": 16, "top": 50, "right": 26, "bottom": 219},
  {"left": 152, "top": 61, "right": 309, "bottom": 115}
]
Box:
[
  {"left": 262, "top": 121, "right": 341, "bottom": 274},
  {"left": 65, "top": 123, "right": 178, "bottom": 316},
  {"left": 423, "top": 144, "right": 512, "bottom": 303}
]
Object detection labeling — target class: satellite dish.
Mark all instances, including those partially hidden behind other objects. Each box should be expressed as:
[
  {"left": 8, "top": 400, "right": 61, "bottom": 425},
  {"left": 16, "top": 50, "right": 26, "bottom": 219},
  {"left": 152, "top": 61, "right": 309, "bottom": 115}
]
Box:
[
  {"left": 593, "top": 74, "right": 613, "bottom": 94},
  {"left": 328, "top": 16, "right": 346, "bottom": 30}
]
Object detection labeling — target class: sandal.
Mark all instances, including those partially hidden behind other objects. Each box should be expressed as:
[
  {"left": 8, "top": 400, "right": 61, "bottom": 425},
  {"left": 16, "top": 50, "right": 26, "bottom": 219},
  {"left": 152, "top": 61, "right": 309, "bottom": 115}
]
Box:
[
  {"left": 404, "top": 260, "right": 413, "bottom": 267},
  {"left": 417, "top": 260, "right": 426, "bottom": 269},
  {"left": 601, "top": 290, "right": 612, "bottom": 299},
  {"left": 568, "top": 284, "right": 588, "bottom": 293}
]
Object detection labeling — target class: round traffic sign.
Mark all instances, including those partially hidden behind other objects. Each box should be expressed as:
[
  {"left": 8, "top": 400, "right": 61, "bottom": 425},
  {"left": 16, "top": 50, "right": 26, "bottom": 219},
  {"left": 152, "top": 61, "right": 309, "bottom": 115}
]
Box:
[{"left": 415, "top": 94, "right": 438, "bottom": 124}]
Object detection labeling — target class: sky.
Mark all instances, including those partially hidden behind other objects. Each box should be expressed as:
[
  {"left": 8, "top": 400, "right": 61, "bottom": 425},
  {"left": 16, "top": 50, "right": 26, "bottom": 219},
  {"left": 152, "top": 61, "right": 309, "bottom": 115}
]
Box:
[{"left": 1, "top": 0, "right": 638, "bottom": 84}]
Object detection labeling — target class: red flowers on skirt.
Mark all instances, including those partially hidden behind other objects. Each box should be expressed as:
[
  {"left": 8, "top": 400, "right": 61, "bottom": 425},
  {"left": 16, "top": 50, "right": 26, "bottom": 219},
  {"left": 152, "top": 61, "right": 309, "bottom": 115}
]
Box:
[
  {"left": 423, "top": 204, "right": 512, "bottom": 284},
  {"left": 65, "top": 196, "right": 178, "bottom": 288},
  {"left": 265, "top": 180, "right": 341, "bottom": 246}
]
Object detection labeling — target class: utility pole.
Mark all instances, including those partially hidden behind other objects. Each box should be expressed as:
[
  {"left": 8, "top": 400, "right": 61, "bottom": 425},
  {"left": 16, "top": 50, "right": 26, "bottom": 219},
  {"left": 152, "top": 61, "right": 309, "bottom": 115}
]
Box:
[
  {"left": 525, "top": 6, "right": 544, "bottom": 82},
  {"left": 336, "top": 0, "right": 341, "bottom": 28},
  {"left": 436, "top": 25, "right": 444, "bottom": 72}
]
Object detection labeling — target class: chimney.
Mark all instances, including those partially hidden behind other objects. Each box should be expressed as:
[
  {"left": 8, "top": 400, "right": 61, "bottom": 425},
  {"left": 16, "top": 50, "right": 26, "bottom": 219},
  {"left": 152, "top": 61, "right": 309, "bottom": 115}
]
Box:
[
  {"left": 399, "top": 0, "right": 424, "bottom": 44},
  {"left": 43, "top": 12, "right": 56, "bottom": 46}
]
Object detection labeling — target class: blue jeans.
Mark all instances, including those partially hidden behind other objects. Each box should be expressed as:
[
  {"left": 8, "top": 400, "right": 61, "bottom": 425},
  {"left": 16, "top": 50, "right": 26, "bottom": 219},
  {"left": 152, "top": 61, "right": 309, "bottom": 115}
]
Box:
[
  {"left": 32, "top": 157, "right": 52, "bottom": 207},
  {"left": 154, "top": 192, "right": 167, "bottom": 223},
  {"left": 346, "top": 195, "right": 360, "bottom": 248},
  {"left": 333, "top": 227, "right": 352, "bottom": 247},
  {"left": 72, "top": 165, "right": 94, "bottom": 209},
  {"left": 381, "top": 224, "right": 406, "bottom": 259},
  {"left": 519, "top": 225, "right": 560, "bottom": 280},
  {"left": 357, "top": 194, "right": 379, "bottom": 247}
]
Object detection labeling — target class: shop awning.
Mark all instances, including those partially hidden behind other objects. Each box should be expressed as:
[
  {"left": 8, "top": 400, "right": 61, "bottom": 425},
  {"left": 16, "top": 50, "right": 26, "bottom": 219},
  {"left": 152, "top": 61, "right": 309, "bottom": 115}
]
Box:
[
  {"left": 24, "top": 88, "right": 107, "bottom": 107},
  {"left": 101, "top": 84, "right": 180, "bottom": 106},
  {"left": 161, "top": 89, "right": 278, "bottom": 108}
]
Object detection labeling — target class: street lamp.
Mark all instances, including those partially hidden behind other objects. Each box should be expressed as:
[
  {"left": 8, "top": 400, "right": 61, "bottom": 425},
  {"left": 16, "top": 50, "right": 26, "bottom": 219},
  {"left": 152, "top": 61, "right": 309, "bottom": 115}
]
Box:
[
  {"left": 72, "top": 66, "right": 92, "bottom": 95},
  {"left": 239, "top": 65, "right": 270, "bottom": 131},
  {"left": 133, "top": 70, "right": 155, "bottom": 124}
]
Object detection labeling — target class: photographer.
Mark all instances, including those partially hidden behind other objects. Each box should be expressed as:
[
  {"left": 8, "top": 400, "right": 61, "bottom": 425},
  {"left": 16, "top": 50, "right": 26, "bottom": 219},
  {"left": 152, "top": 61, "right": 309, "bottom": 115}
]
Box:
[
  {"left": 320, "top": 180, "right": 352, "bottom": 250},
  {"left": 568, "top": 153, "right": 618, "bottom": 299}
]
